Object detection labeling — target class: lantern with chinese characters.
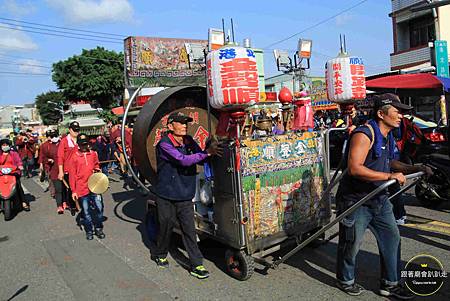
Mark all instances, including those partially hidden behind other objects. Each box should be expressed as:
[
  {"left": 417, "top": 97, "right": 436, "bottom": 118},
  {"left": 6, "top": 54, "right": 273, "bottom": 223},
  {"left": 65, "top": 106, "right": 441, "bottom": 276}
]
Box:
[
  {"left": 207, "top": 46, "right": 260, "bottom": 110},
  {"left": 325, "top": 56, "right": 366, "bottom": 104}
]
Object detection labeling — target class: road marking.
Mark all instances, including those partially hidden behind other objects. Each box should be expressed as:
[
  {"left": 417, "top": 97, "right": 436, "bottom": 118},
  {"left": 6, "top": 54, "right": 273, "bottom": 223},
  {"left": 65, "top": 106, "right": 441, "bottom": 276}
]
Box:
[
  {"left": 403, "top": 223, "right": 450, "bottom": 235},
  {"left": 403, "top": 215, "right": 450, "bottom": 235}
]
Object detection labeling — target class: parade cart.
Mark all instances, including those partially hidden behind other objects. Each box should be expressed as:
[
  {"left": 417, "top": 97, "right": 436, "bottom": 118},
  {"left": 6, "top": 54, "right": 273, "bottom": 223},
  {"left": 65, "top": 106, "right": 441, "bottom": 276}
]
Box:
[
  {"left": 121, "top": 35, "right": 425, "bottom": 281},
  {"left": 124, "top": 85, "right": 332, "bottom": 280}
]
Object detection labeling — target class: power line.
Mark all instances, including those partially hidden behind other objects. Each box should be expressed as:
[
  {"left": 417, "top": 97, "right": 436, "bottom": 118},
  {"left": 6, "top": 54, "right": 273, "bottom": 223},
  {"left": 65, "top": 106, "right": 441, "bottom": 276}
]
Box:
[
  {"left": 264, "top": 0, "right": 370, "bottom": 49},
  {"left": 0, "top": 24, "right": 122, "bottom": 44},
  {"left": 0, "top": 21, "right": 123, "bottom": 42},
  {"left": 0, "top": 51, "right": 123, "bottom": 64},
  {"left": 0, "top": 17, "right": 128, "bottom": 38},
  {"left": 0, "top": 71, "right": 51, "bottom": 76},
  {"left": 0, "top": 60, "right": 52, "bottom": 68}
]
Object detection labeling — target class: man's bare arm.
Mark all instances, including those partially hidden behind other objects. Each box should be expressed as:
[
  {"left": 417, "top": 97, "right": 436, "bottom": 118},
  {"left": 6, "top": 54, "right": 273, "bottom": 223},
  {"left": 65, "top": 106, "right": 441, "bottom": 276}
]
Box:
[
  {"left": 391, "top": 160, "right": 432, "bottom": 175},
  {"left": 347, "top": 133, "right": 391, "bottom": 182}
]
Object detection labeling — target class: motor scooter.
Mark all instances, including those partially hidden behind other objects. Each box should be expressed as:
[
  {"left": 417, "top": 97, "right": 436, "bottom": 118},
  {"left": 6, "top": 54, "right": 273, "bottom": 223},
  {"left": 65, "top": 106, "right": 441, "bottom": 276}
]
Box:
[
  {"left": 415, "top": 154, "right": 450, "bottom": 208},
  {"left": 0, "top": 164, "right": 20, "bottom": 221}
]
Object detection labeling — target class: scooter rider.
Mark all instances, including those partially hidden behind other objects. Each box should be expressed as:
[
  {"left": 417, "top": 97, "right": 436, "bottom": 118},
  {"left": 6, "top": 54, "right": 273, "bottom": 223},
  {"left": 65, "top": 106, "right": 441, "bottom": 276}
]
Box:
[
  {"left": 57, "top": 121, "right": 80, "bottom": 215},
  {"left": 69, "top": 133, "right": 105, "bottom": 241},
  {"left": 152, "top": 112, "right": 222, "bottom": 279},
  {"left": 0, "top": 139, "right": 29, "bottom": 211}
]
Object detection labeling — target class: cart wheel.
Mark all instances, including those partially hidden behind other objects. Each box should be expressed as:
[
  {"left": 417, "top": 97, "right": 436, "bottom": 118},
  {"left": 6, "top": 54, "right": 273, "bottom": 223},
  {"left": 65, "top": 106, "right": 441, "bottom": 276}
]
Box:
[{"left": 225, "top": 249, "right": 255, "bottom": 281}]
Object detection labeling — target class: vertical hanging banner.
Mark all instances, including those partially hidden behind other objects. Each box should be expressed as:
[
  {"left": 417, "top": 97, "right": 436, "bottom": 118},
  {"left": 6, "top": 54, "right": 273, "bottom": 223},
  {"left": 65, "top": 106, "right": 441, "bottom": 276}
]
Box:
[
  {"left": 435, "top": 40, "right": 449, "bottom": 78},
  {"left": 325, "top": 56, "right": 366, "bottom": 103},
  {"left": 207, "top": 46, "right": 260, "bottom": 109}
]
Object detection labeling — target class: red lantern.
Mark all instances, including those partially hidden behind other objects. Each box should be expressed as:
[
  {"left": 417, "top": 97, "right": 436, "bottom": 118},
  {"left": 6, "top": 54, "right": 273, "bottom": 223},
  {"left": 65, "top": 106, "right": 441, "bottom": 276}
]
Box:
[{"left": 278, "top": 87, "right": 293, "bottom": 105}]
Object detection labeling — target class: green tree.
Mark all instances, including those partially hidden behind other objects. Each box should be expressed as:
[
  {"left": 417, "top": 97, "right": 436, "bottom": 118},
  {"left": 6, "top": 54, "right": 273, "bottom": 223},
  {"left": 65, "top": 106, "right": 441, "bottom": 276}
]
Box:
[
  {"left": 35, "top": 91, "right": 65, "bottom": 125},
  {"left": 99, "top": 109, "right": 118, "bottom": 124},
  {"left": 52, "top": 47, "right": 124, "bottom": 109}
]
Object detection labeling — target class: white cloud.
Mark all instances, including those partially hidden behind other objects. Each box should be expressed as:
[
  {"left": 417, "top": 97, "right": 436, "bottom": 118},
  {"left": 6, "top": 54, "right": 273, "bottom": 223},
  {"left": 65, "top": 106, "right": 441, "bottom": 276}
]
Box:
[
  {"left": 0, "top": 24, "right": 38, "bottom": 51},
  {"left": 1, "top": 0, "right": 37, "bottom": 17},
  {"left": 46, "top": 0, "right": 134, "bottom": 24},
  {"left": 17, "top": 59, "right": 47, "bottom": 74},
  {"left": 335, "top": 13, "right": 353, "bottom": 26}
]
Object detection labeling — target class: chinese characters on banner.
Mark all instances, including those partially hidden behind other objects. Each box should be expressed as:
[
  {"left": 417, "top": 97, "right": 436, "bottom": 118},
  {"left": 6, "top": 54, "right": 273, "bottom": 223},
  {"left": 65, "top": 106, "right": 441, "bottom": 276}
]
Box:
[
  {"left": 206, "top": 46, "right": 259, "bottom": 109},
  {"left": 325, "top": 56, "right": 366, "bottom": 103},
  {"left": 152, "top": 111, "right": 208, "bottom": 150}
]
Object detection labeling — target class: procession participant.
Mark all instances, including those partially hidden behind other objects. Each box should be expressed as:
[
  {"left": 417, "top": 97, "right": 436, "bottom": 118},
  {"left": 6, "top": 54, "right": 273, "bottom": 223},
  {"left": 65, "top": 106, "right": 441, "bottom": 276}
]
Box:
[
  {"left": 0, "top": 138, "right": 29, "bottom": 211},
  {"left": 40, "top": 130, "right": 64, "bottom": 214},
  {"left": 151, "top": 112, "right": 222, "bottom": 279},
  {"left": 93, "top": 133, "right": 112, "bottom": 175},
  {"left": 113, "top": 136, "right": 130, "bottom": 177},
  {"left": 38, "top": 130, "right": 51, "bottom": 187},
  {"left": 69, "top": 133, "right": 105, "bottom": 240},
  {"left": 335, "top": 94, "right": 431, "bottom": 299},
  {"left": 16, "top": 132, "right": 34, "bottom": 178},
  {"left": 57, "top": 121, "right": 80, "bottom": 215}
]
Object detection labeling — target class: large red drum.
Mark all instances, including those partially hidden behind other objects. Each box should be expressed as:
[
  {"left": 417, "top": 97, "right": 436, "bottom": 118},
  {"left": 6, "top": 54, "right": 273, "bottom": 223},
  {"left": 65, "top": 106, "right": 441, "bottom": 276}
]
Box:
[{"left": 132, "top": 86, "right": 219, "bottom": 186}]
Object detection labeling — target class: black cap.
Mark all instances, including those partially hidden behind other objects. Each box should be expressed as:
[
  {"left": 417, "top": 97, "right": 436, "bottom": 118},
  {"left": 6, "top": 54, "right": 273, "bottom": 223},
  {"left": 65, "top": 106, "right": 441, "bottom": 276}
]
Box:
[
  {"left": 77, "top": 133, "right": 89, "bottom": 145},
  {"left": 167, "top": 112, "right": 193, "bottom": 124},
  {"left": 0, "top": 138, "right": 11, "bottom": 146},
  {"left": 49, "top": 129, "right": 59, "bottom": 138},
  {"left": 372, "top": 93, "right": 413, "bottom": 111},
  {"left": 69, "top": 121, "right": 81, "bottom": 131}
]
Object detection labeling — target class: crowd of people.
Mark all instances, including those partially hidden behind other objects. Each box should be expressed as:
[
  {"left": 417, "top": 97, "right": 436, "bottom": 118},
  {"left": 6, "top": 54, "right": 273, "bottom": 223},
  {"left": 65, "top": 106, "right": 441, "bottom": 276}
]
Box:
[
  {"left": 2, "top": 120, "right": 139, "bottom": 239},
  {"left": 2, "top": 96, "right": 438, "bottom": 291}
]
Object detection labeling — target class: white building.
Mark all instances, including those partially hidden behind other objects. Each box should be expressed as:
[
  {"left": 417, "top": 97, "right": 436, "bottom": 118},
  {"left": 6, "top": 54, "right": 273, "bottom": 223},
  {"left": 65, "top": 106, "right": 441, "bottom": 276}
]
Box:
[{"left": 390, "top": 0, "right": 450, "bottom": 71}]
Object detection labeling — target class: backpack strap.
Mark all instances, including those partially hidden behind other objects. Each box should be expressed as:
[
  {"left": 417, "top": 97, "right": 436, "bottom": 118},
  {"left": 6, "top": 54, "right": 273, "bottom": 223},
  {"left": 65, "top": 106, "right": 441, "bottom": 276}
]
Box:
[{"left": 365, "top": 124, "right": 375, "bottom": 150}]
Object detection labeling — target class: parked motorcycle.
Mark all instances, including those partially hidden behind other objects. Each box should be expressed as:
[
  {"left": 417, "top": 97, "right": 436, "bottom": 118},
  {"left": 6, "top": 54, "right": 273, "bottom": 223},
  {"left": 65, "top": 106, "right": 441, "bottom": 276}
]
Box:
[
  {"left": 0, "top": 164, "right": 20, "bottom": 221},
  {"left": 415, "top": 154, "right": 450, "bottom": 208}
]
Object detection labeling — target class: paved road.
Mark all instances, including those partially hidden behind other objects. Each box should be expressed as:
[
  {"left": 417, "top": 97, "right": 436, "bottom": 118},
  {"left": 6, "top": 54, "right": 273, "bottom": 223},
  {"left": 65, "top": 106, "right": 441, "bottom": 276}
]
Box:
[{"left": 1, "top": 175, "right": 449, "bottom": 301}]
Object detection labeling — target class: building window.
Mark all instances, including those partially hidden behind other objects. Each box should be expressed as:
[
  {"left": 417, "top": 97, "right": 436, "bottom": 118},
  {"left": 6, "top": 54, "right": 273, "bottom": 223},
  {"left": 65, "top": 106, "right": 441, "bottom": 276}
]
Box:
[
  {"left": 409, "top": 15, "right": 435, "bottom": 48},
  {"left": 266, "top": 84, "right": 275, "bottom": 92}
]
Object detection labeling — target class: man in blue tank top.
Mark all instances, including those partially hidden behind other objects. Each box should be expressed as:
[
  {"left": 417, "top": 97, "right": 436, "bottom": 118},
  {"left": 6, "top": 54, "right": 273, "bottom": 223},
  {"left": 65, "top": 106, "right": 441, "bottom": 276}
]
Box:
[
  {"left": 335, "top": 94, "right": 431, "bottom": 299},
  {"left": 152, "top": 112, "right": 221, "bottom": 279}
]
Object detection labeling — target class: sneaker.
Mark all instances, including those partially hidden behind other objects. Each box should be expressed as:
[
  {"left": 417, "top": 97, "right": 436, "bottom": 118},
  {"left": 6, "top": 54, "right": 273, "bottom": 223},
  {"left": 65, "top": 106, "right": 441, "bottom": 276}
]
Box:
[
  {"left": 190, "top": 265, "right": 210, "bottom": 279},
  {"left": 380, "top": 283, "right": 414, "bottom": 300},
  {"left": 86, "top": 232, "right": 94, "bottom": 240},
  {"left": 62, "top": 202, "right": 69, "bottom": 210},
  {"left": 70, "top": 208, "right": 78, "bottom": 216},
  {"left": 396, "top": 218, "right": 406, "bottom": 225},
  {"left": 57, "top": 206, "right": 64, "bottom": 214},
  {"left": 154, "top": 257, "right": 169, "bottom": 268},
  {"left": 336, "top": 281, "right": 364, "bottom": 296},
  {"left": 94, "top": 228, "right": 106, "bottom": 239}
]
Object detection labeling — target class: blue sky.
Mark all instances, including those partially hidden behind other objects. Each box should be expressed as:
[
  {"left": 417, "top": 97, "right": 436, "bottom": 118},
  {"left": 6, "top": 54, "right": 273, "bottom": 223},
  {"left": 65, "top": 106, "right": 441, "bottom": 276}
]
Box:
[{"left": 0, "top": 0, "right": 392, "bottom": 105}]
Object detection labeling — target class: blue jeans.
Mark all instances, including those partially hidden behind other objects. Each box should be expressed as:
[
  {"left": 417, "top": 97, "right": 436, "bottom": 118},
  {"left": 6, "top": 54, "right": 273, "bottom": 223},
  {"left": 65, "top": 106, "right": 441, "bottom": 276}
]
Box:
[
  {"left": 101, "top": 163, "right": 109, "bottom": 175},
  {"left": 79, "top": 193, "right": 104, "bottom": 233},
  {"left": 336, "top": 198, "right": 400, "bottom": 286}
]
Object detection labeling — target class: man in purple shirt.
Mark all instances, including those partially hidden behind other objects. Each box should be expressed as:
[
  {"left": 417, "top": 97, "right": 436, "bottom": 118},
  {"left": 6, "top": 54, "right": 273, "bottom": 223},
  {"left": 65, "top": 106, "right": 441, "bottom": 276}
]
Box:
[{"left": 152, "top": 112, "right": 221, "bottom": 279}]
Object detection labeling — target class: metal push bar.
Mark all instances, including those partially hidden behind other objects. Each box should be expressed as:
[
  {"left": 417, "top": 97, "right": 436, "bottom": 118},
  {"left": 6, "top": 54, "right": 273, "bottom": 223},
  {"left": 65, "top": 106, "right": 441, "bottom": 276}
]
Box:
[
  {"left": 270, "top": 171, "right": 425, "bottom": 269},
  {"left": 121, "top": 83, "right": 149, "bottom": 193}
]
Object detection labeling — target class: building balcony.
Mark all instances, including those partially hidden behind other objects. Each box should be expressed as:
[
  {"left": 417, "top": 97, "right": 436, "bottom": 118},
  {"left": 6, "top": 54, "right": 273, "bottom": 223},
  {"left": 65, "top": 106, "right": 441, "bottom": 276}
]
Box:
[
  {"left": 390, "top": 45, "right": 432, "bottom": 70},
  {"left": 392, "top": 0, "right": 426, "bottom": 13}
]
